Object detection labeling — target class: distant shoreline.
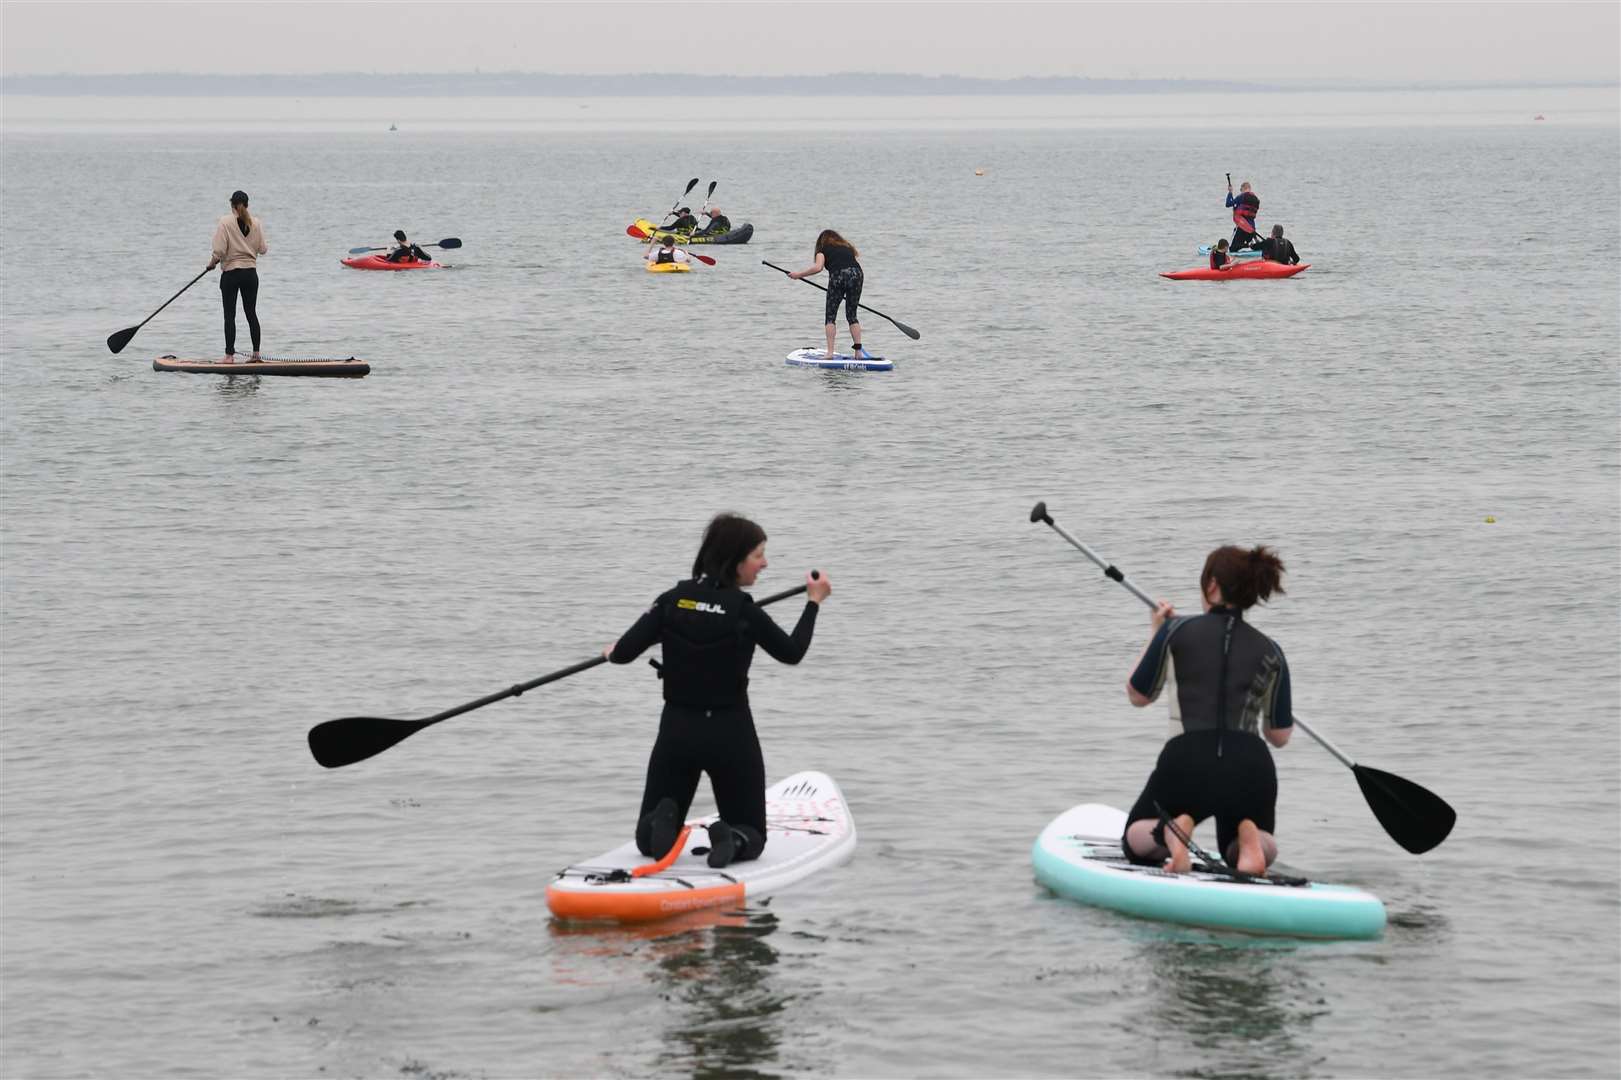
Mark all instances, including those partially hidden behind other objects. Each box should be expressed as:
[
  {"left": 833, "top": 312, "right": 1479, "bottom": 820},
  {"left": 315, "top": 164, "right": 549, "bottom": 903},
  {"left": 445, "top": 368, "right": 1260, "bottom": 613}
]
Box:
[{"left": 4, "top": 72, "right": 1614, "bottom": 97}]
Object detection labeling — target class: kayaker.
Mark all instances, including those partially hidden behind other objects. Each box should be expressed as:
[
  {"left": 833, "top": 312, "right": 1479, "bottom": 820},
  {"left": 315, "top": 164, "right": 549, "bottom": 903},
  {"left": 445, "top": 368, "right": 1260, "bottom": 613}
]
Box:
[
  {"left": 1226, "top": 179, "right": 1261, "bottom": 251},
  {"left": 1120, "top": 544, "right": 1294, "bottom": 877},
  {"left": 788, "top": 230, "right": 867, "bottom": 360},
  {"left": 386, "top": 230, "right": 431, "bottom": 264},
  {"left": 644, "top": 235, "right": 690, "bottom": 266},
  {"left": 205, "top": 189, "right": 267, "bottom": 363},
  {"left": 1208, "top": 238, "right": 1233, "bottom": 271},
  {"left": 1259, "top": 225, "right": 1301, "bottom": 265},
  {"left": 604, "top": 514, "right": 831, "bottom": 869},
  {"left": 666, "top": 206, "right": 699, "bottom": 233},
  {"left": 695, "top": 206, "right": 731, "bottom": 237}
]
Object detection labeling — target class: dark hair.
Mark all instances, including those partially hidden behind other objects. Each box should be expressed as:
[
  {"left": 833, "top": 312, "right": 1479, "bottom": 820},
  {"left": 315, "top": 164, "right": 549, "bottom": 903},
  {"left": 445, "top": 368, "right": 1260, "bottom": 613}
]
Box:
[
  {"left": 678, "top": 207, "right": 691, "bottom": 214},
  {"left": 1215, "top": 238, "right": 1228, "bottom": 251},
  {"left": 230, "top": 190, "right": 249, "bottom": 207},
  {"left": 1201, "top": 545, "right": 1286, "bottom": 611},
  {"left": 815, "top": 229, "right": 858, "bottom": 259},
  {"left": 394, "top": 229, "right": 407, "bottom": 241},
  {"left": 1271, "top": 225, "right": 1284, "bottom": 238},
  {"left": 691, "top": 513, "right": 767, "bottom": 586}
]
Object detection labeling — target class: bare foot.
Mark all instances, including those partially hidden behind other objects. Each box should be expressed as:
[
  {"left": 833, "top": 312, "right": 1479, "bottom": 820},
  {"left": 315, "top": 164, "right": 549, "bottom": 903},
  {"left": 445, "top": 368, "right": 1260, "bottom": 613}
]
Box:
[
  {"left": 1235, "top": 820, "right": 1267, "bottom": 876},
  {"left": 219, "top": 355, "right": 236, "bottom": 364},
  {"left": 248, "top": 352, "right": 263, "bottom": 363},
  {"left": 1164, "top": 814, "right": 1195, "bottom": 874}
]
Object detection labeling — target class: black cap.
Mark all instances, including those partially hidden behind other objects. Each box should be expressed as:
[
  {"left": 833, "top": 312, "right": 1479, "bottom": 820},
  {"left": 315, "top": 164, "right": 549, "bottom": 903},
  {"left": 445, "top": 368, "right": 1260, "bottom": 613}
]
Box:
[
  {"left": 230, "top": 190, "right": 249, "bottom": 206},
  {"left": 394, "top": 230, "right": 407, "bottom": 241}
]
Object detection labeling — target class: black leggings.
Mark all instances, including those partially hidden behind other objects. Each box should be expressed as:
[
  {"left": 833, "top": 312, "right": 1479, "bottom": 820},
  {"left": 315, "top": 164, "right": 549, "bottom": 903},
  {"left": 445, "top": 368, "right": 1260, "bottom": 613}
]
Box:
[
  {"left": 1124, "top": 730, "right": 1277, "bottom": 864},
  {"left": 1232, "top": 228, "right": 1261, "bottom": 251},
  {"left": 635, "top": 702, "right": 767, "bottom": 861},
  {"left": 825, "top": 265, "right": 863, "bottom": 326},
  {"left": 220, "top": 268, "right": 260, "bottom": 355}
]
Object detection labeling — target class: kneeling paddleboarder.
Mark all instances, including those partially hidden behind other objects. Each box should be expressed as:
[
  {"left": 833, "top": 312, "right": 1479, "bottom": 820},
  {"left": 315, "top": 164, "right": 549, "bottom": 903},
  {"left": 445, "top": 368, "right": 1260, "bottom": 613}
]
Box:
[
  {"left": 1122, "top": 544, "right": 1293, "bottom": 876},
  {"left": 605, "top": 514, "right": 831, "bottom": 868}
]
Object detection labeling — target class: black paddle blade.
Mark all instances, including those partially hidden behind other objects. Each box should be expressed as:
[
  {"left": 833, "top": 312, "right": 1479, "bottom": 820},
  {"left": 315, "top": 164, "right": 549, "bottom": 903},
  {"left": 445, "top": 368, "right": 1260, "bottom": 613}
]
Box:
[
  {"left": 893, "top": 320, "right": 922, "bottom": 340},
  {"left": 1029, "top": 501, "right": 1050, "bottom": 524},
  {"left": 1353, "top": 763, "right": 1456, "bottom": 854},
  {"left": 107, "top": 326, "right": 138, "bottom": 354},
  {"left": 308, "top": 716, "right": 432, "bottom": 769},
  {"left": 435, "top": 237, "right": 462, "bottom": 249}
]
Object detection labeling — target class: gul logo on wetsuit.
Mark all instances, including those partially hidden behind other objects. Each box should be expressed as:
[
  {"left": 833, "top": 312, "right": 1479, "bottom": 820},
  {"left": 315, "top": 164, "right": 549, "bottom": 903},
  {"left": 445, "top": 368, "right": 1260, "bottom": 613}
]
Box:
[{"left": 676, "top": 598, "right": 728, "bottom": 615}]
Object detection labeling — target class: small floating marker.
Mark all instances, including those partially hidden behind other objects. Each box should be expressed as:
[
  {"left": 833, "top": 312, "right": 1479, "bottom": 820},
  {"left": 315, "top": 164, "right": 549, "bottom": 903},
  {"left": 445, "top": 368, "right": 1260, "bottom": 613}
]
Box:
[
  {"left": 1534, "top": 115, "right": 1545, "bottom": 121},
  {"left": 974, "top": 168, "right": 985, "bottom": 176},
  {"left": 1485, "top": 516, "right": 1497, "bottom": 523}
]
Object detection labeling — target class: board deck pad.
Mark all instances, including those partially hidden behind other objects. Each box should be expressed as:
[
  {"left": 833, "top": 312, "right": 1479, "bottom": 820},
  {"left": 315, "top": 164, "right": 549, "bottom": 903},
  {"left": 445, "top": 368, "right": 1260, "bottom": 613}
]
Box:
[
  {"left": 1032, "top": 803, "right": 1386, "bottom": 939},
  {"left": 785, "top": 348, "right": 893, "bottom": 372},
  {"left": 546, "top": 770, "right": 857, "bottom": 923}
]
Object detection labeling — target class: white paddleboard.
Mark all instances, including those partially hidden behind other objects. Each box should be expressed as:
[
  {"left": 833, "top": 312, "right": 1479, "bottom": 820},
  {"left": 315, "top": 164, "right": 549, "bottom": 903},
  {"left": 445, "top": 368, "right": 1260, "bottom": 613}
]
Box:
[
  {"left": 546, "top": 770, "right": 857, "bottom": 923},
  {"left": 785, "top": 348, "right": 893, "bottom": 372},
  {"left": 1197, "top": 244, "right": 1264, "bottom": 260}
]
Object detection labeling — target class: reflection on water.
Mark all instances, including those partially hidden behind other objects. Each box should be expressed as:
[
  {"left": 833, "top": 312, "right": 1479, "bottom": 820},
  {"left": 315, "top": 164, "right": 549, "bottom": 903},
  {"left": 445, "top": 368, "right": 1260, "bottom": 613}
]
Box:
[
  {"left": 1138, "top": 935, "right": 1323, "bottom": 1080},
  {"left": 656, "top": 909, "right": 787, "bottom": 1080},
  {"left": 213, "top": 372, "right": 264, "bottom": 397}
]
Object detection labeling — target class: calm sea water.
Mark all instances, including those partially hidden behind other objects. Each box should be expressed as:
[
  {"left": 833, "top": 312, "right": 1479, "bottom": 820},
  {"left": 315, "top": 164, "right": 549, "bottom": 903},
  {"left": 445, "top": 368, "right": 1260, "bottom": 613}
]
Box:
[{"left": 3, "top": 89, "right": 1618, "bottom": 1079}]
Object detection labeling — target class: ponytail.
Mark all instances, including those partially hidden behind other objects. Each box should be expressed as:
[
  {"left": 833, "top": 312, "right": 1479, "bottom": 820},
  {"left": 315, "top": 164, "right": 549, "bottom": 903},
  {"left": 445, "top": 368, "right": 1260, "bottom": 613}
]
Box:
[{"left": 1200, "top": 545, "right": 1286, "bottom": 610}]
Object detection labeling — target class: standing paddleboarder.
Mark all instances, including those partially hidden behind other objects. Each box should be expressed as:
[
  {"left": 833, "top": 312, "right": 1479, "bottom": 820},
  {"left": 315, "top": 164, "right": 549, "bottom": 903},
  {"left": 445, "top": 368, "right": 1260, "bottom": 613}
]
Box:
[
  {"left": 788, "top": 230, "right": 868, "bottom": 361},
  {"left": 205, "top": 190, "right": 267, "bottom": 363},
  {"left": 1121, "top": 545, "right": 1293, "bottom": 876},
  {"left": 604, "top": 514, "right": 831, "bottom": 869},
  {"left": 1226, "top": 176, "right": 1261, "bottom": 252}
]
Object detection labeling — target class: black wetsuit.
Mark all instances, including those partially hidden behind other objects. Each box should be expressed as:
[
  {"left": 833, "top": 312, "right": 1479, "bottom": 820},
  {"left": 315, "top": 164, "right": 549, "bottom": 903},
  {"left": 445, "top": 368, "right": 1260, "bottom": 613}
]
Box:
[
  {"left": 609, "top": 578, "right": 820, "bottom": 863},
  {"left": 696, "top": 214, "right": 731, "bottom": 237},
  {"left": 1123, "top": 607, "right": 1293, "bottom": 864},
  {"left": 820, "top": 244, "right": 863, "bottom": 325},
  {"left": 1260, "top": 236, "right": 1300, "bottom": 265},
  {"left": 667, "top": 214, "right": 698, "bottom": 233}
]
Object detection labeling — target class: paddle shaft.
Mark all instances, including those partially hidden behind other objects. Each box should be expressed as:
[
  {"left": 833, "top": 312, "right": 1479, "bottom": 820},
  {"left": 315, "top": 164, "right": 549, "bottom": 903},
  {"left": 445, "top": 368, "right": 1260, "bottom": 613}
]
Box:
[
  {"left": 425, "top": 579, "right": 810, "bottom": 725},
  {"left": 108, "top": 266, "right": 212, "bottom": 352},
  {"left": 348, "top": 237, "right": 461, "bottom": 255},
  {"left": 1029, "top": 502, "right": 1352, "bottom": 767},
  {"left": 761, "top": 261, "right": 921, "bottom": 340}
]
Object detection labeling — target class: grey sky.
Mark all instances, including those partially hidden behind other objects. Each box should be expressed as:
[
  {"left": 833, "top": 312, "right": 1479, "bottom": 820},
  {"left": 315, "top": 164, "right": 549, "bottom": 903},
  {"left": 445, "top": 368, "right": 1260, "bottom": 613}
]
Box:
[{"left": 3, "top": 1, "right": 1617, "bottom": 83}]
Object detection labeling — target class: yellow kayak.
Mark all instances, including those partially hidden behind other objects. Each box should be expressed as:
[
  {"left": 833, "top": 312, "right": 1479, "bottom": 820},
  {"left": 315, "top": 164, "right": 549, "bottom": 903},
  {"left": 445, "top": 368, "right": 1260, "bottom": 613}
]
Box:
[{"left": 645, "top": 261, "right": 693, "bottom": 273}]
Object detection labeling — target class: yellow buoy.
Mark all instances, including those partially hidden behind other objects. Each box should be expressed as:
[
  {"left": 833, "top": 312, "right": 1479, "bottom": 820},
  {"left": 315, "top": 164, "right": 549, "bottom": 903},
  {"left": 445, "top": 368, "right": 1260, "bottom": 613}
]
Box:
[{"left": 1484, "top": 516, "right": 1497, "bottom": 523}]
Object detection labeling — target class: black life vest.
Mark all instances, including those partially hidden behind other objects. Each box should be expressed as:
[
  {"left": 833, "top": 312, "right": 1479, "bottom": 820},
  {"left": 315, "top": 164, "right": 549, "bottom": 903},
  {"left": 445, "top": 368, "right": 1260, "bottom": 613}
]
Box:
[
  {"left": 655, "top": 248, "right": 675, "bottom": 264},
  {"left": 654, "top": 579, "right": 756, "bottom": 706}
]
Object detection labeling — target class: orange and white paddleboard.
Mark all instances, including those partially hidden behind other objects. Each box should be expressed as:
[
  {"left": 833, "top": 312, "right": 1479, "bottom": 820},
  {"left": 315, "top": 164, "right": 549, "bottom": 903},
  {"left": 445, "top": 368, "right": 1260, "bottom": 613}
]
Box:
[{"left": 546, "top": 771, "right": 856, "bottom": 923}]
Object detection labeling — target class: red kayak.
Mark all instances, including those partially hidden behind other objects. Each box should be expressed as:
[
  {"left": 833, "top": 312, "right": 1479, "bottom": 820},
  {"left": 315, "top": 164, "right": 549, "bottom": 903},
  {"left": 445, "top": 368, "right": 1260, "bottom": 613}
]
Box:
[
  {"left": 1161, "top": 261, "right": 1309, "bottom": 281},
  {"left": 340, "top": 254, "right": 442, "bottom": 271}
]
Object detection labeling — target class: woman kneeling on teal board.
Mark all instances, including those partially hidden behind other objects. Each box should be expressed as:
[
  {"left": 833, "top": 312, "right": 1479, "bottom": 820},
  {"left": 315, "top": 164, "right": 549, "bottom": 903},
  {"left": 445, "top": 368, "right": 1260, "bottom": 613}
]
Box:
[{"left": 1122, "top": 545, "right": 1293, "bottom": 876}]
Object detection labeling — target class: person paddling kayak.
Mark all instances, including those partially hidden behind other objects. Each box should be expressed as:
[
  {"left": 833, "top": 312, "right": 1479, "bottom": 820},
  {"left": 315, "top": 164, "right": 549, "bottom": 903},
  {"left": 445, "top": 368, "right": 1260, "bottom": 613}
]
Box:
[
  {"left": 788, "top": 230, "right": 869, "bottom": 361},
  {"left": 386, "top": 230, "right": 431, "bottom": 264},
  {"left": 1121, "top": 545, "right": 1293, "bottom": 876},
  {"left": 205, "top": 190, "right": 267, "bottom": 363},
  {"left": 695, "top": 206, "right": 731, "bottom": 238},
  {"left": 1208, "top": 238, "right": 1233, "bottom": 271},
  {"left": 604, "top": 514, "right": 831, "bottom": 869},
  {"left": 666, "top": 206, "right": 699, "bottom": 233},
  {"left": 643, "top": 234, "right": 691, "bottom": 266},
  {"left": 1259, "top": 225, "right": 1301, "bottom": 265},
  {"left": 1226, "top": 178, "right": 1261, "bottom": 251}
]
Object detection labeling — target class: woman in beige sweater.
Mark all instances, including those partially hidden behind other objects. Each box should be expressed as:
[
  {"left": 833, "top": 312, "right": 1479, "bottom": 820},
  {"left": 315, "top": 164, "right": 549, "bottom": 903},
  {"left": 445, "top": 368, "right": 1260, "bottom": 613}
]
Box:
[{"left": 206, "top": 190, "right": 268, "bottom": 362}]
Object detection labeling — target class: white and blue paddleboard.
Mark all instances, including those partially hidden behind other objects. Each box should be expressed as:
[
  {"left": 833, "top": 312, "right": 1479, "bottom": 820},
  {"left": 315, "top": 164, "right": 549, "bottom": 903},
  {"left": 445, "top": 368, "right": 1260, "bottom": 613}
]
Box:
[
  {"left": 785, "top": 348, "right": 892, "bottom": 372},
  {"left": 547, "top": 771, "right": 857, "bottom": 923},
  {"left": 1197, "top": 244, "right": 1264, "bottom": 261},
  {"left": 1032, "top": 804, "right": 1386, "bottom": 940}
]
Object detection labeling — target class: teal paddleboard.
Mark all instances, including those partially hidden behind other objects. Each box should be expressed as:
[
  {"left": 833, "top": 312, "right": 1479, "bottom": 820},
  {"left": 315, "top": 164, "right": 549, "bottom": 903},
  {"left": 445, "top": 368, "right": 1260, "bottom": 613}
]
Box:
[{"left": 1032, "top": 804, "right": 1386, "bottom": 940}]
